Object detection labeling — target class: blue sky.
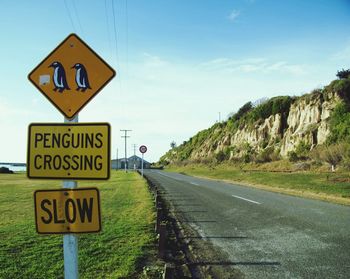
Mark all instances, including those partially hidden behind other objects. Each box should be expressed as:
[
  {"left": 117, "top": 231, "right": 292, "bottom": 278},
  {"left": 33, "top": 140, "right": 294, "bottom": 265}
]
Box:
[{"left": 0, "top": 0, "right": 350, "bottom": 163}]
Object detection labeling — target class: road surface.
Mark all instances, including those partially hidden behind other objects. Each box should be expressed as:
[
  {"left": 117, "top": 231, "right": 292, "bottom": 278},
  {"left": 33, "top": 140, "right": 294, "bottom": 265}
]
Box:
[{"left": 144, "top": 170, "right": 350, "bottom": 278}]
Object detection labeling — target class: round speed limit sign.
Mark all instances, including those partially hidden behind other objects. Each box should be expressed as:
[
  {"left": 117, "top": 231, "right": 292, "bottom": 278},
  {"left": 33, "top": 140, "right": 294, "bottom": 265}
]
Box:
[{"left": 139, "top": 145, "right": 147, "bottom": 154}]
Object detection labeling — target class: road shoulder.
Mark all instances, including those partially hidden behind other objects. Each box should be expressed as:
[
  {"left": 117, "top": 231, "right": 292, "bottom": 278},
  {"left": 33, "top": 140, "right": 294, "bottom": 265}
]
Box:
[{"left": 166, "top": 169, "right": 350, "bottom": 206}]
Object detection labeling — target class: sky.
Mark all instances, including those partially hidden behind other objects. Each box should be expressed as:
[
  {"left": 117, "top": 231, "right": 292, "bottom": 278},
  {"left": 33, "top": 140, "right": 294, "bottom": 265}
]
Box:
[{"left": 0, "top": 0, "right": 350, "bottom": 163}]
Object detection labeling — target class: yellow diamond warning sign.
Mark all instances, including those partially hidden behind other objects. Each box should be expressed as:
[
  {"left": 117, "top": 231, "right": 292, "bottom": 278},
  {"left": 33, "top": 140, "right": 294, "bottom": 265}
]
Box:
[
  {"left": 27, "top": 123, "right": 111, "bottom": 180},
  {"left": 34, "top": 188, "right": 101, "bottom": 234},
  {"left": 28, "top": 33, "right": 116, "bottom": 119}
]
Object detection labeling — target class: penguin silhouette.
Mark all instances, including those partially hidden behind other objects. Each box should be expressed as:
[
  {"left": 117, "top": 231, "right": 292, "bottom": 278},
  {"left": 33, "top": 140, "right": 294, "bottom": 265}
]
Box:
[
  {"left": 72, "top": 63, "right": 91, "bottom": 92},
  {"left": 48, "top": 61, "right": 70, "bottom": 93}
]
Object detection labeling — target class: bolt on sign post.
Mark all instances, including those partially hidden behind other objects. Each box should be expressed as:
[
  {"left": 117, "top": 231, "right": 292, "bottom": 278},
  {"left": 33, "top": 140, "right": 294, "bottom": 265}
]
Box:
[
  {"left": 28, "top": 33, "right": 116, "bottom": 279},
  {"left": 139, "top": 145, "right": 147, "bottom": 176}
]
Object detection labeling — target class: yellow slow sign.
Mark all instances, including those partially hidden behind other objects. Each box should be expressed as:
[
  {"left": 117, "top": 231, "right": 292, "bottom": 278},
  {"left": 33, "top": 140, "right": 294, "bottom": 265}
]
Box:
[
  {"left": 27, "top": 123, "right": 110, "bottom": 179},
  {"left": 34, "top": 188, "right": 101, "bottom": 234}
]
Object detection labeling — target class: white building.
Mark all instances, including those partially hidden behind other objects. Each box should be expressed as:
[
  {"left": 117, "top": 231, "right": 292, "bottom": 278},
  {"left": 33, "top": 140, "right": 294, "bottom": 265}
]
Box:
[{"left": 111, "top": 155, "right": 151, "bottom": 170}]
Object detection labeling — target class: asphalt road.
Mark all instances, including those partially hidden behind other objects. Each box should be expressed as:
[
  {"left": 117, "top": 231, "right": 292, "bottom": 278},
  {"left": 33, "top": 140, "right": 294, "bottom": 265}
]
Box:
[{"left": 144, "top": 170, "right": 350, "bottom": 279}]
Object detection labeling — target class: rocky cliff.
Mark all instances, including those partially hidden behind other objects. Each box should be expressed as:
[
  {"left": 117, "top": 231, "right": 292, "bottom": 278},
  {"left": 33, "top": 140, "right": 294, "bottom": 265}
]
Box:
[{"left": 160, "top": 78, "right": 349, "bottom": 164}]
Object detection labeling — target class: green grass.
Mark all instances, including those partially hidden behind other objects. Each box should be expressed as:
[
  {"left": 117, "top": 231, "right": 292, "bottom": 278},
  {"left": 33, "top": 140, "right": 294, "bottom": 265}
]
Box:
[
  {"left": 0, "top": 171, "right": 155, "bottom": 279},
  {"left": 166, "top": 164, "right": 350, "bottom": 204}
]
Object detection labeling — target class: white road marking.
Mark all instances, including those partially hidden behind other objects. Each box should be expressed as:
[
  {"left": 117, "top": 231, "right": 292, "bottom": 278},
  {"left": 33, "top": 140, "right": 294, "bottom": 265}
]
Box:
[
  {"left": 232, "top": 194, "right": 261, "bottom": 205},
  {"left": 157, "top": 172, "right": 183, "bottom": 181},
  {"left": 190, "top": 182, "right": 200, "bottom": 186}
]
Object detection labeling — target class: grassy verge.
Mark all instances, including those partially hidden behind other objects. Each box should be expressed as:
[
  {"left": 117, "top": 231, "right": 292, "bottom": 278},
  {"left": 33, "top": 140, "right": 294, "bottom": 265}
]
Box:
[
  {"left": 166, "top": 163, "right": 350, "bottom": 205},
  {"left": 0, "top": 171, "right": 157, "bottom": 278}
]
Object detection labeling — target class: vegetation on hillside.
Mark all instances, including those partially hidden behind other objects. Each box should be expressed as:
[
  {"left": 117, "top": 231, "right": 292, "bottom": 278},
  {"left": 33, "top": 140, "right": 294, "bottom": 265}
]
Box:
[{"left": 160, "top": 73, "right": 350, "bottom": 171}]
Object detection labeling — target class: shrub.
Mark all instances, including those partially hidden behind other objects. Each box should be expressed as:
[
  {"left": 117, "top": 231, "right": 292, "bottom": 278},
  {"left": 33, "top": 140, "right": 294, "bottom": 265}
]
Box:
[
  {"left": 310, "top": 146, "right": 323, "bottom": 164},
  {"left": 293, "top": 162, "right": 311, "bottom": 171},
  {"left": 326, "top": 78, "right": 350, "bottom": 105},
  {"left": 286, "top": 143, "right": 309, "bottom": 162},
  {"left": 342, "top": 150, "right": 350, "bottom": 170},
  {"left": 0, "top": 167, "right": 13, "bottom": 174},
  {"left": 170, "top": 141, "right": 176, "bottom": 149},
  {"left": 215, "top": 150, "right": 228, "bottom": 162},
  {"left": 288, "top": 151, "right": 299, "bottom": 162},
  {"left": 336, "top": 69, "right": 350, "bottom": 79},
  {"left": 320, "top": 144, "right": 343, "bottom": 171},
  {"left": 327, "top": 103, "right": 350, "bottom": 144},
  {"left": 249, "top": 96, "right": 294, "bottom": 122},
  {"left": 255, "top": 147, "right": 275, "bottom": 163},
  {"left": 312, "top": 142, "right": 350, "bottom": 171},
  {"left": 231, "top": 102, "right": 253, "bottom": 122},
  {"left": 295, "top": 141, "right": 311, "bottom": 160},
  {"left": 241, "top": 143, "right": 255, "bottom": 163}
]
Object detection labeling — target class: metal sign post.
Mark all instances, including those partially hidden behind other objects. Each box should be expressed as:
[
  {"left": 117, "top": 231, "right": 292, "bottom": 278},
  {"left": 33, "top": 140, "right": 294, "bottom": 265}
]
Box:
[
  {"left": 63, "top": 115, "right": 79, "bottom": 279},
  {"left": 141, "top": 153, "right": 144, "bottom": 177},
  {"left": 139, "top": 145, "right": 147, "bottom": 177}
]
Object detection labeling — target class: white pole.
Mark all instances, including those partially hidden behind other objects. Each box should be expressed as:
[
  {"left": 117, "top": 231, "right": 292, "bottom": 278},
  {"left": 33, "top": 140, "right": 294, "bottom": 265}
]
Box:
[
  {"left": 116, "top": 148, "right": 118, "bottom": 171},
  {"left": 141, "top": 153, "right": 144, "bottom": 177},
  {"left": 63, "top": 115, "right": 78, "bottom": 279},
  {"left": 120, "top": 130, "right": 131, "bottom": 173},
  {"left": 124, "top": 133, "right": 127, "bottom": 172}
]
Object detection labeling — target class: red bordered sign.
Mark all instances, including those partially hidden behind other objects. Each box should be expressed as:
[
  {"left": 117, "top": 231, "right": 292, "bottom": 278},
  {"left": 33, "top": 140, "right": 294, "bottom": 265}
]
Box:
[{"left": 139, "top": 145, "right": 147, "bottom": 154}]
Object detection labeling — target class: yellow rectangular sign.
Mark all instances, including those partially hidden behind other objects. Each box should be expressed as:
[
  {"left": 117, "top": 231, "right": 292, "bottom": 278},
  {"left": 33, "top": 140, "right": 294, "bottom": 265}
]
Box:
[
  {"left": 34, "top": 188, "right": 101, "bottom": 234},
  {"left": 27, "top": 123, "right": 110, "bottom": 179}
]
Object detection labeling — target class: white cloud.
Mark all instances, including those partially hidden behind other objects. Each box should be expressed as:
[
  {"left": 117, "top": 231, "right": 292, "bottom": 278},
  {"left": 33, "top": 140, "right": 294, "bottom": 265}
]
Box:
[
  {"left": 199, "top": 57, "right": 266, "bottom": 71},
  {"left": 228, "top": 10, "right": 240, "bottom": 21},
  {"left": 143, "top": 52, "right": 168, "bottom": 67},
  {"left": 239, "top": 63, "right": 265, "bottom": 73},
  {"left": 199, "top": 57, "right": 306, "bottom": 75}
]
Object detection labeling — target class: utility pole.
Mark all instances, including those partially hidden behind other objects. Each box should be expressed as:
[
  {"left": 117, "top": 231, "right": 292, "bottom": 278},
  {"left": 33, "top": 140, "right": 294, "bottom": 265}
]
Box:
[
  {"left": 218, "top": 112, "right": 221, "bottom": 123},
  {"left": 132, "top": 144, "right": 137, "bottom": 170},
  {"left": 120, "top": 130, "right": 131, "bottom": 173},
  {"left": 116, "top": 148, "right": 118, "bottom": 171}
]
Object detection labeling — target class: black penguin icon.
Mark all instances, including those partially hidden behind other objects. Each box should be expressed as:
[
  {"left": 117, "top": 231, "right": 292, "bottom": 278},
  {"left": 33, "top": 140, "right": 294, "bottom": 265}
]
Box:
[
  {"left": 72, "top": 63, "right": 91, "bottom": 92},
  {"left": 49, "top": 61, "right": 70, "bottom": 93}
]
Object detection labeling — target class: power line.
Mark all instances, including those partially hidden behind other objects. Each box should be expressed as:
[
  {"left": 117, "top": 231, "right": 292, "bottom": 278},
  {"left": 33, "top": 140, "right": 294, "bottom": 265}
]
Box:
[
  {"left": 63, "top": 0, "right": 77, "bottom": 32},
  {"left": 104, "top": 0, "right": 113, "bottom": 58},
  {"left": 111, "top": 0, "right": 123, "bottom": 96},
  {"left": 125, "top": 0, "right": 129, "bottom": 84},
  {"left": 111, "top": 0, "right": 120, "bottom": 66},
  {"left": 71, "top": 0, "right": 84, "bottom": 36}
]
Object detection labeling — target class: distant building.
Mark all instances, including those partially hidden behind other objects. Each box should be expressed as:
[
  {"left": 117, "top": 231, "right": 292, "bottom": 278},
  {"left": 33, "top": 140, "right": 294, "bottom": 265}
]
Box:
[{"left": 111, "top": 155, "right": 151, "bottom": 170}]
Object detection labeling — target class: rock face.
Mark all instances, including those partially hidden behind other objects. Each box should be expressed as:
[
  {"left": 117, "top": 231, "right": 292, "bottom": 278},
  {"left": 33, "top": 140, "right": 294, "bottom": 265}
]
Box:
[
  {"left": 279, "top": 91, "right": 339, "bottom": 156},
  {"left": 161, "top": 88, "right": 343, "bottom": 164}
]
